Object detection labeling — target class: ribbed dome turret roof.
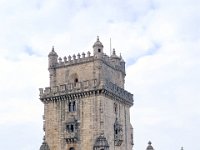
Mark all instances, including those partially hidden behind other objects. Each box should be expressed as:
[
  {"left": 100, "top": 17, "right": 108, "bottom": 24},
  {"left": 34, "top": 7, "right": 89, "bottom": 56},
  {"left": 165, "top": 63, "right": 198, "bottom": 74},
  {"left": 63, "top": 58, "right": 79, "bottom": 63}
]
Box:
[
  {"left": 39, "top": 136, "right": 50, "bottom": 150},
  {"left": 111, "top": 48, "right": 120, "bottom": 59},
  {"left": 146, "top": 141, "right": 154, "bottom": 150},
  {"left": 94, "top": 134, "right": 109, "bottom": 148},
  {"left": 93, "top": 36, "right": 103, "bottom": 48},
  {"left": 48, "top": 46, "right": 58, "bottom": 57}
]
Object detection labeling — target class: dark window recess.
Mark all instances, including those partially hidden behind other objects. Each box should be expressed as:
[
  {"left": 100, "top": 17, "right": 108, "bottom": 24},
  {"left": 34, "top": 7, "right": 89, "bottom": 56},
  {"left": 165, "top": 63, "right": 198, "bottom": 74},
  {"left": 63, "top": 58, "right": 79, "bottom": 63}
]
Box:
[
  {"left": 114, "top": 119, "right": 123, "bottom": 146},
  {"left": 98, "top": 49, "right": 101, "bottom": 52},
  {"left": 74, "top": 78, "right": 78, "bottom": 83},
  {"left": 66, "top": 124, "right": 75, "bottom": 132},
  {"left": 69, "top": 101, "right": 76, "bottom": 112},
  {"left": 114, "top": 103, "right": 118, "bottom": 114},
  {"left": 73, "top": 101, "right": 76, "bottom": 111},
  {"left": 69, "top": 147, "right": 75, "bottom": 150}
]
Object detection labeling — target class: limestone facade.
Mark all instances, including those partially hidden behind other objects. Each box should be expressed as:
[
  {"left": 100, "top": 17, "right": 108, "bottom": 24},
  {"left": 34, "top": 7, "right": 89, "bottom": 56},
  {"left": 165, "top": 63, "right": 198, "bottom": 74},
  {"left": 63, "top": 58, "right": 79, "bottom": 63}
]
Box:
[{"left": 39, "top": 37, "right": 134, "bottom": 150}]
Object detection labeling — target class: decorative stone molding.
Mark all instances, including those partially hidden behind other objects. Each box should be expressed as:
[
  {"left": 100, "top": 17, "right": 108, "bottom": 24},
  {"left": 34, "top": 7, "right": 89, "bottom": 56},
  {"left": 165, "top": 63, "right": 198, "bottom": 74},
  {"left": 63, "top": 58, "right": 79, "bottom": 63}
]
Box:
[
  {"left": 114, "top": 118, "right": 123, "bottom": 146},
  {"left": 93, "top": 134, "right": 109, "bottom": 150},
  {"left": 39, "top": 80, "right": 133, "bottom": 106}
]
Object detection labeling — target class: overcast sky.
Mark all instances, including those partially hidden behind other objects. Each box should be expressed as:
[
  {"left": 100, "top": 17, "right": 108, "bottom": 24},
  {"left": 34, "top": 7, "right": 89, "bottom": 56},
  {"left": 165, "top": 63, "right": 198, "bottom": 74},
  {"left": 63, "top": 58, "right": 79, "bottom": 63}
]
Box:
[{"left": 0, "top": 0, "right": 199, "bottom": 150}]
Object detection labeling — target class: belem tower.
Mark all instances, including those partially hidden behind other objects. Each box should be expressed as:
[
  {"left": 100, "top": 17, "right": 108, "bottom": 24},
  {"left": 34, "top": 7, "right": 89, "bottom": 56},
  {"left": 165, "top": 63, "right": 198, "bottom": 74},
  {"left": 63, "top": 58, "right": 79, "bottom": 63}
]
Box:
[{"left": 39, "top": 37, "right": 134, "bottom": 150}]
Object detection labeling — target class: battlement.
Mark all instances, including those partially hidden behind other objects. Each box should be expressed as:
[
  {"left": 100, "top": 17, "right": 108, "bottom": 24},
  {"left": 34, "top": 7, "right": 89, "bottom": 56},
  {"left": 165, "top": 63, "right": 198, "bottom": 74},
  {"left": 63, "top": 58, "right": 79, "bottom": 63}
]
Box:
[
  {"left": 39, "top": 79, "right": 133, "bottom": 105},
  {"left": 39, "top": 79, "right": 98, "bottom": 98},
  {"left": 49, "top": 50, "right": 125, "bottom": 74},
  {"left": 55, "top": 51, "right": 93, "bottom": 67}
]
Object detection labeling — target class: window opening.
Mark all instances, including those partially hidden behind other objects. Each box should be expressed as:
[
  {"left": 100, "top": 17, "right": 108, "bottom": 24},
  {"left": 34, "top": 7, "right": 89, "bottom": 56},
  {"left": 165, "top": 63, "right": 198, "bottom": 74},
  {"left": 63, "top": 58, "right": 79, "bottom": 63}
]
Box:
[
  {"left": 69, "top": 101, "right": 76, "bottom": 112},
  {"left": 73, "top": 101, "right": 76, "bottom": 111},
  {"left": 66, "top": 124, "right": 75, "bottom": 132},
  {"left": 114, "top": 103, "right": 117, "bottom": 114},
  {"left": 74, "top": 78, "right": 78, "bottom": 83}
]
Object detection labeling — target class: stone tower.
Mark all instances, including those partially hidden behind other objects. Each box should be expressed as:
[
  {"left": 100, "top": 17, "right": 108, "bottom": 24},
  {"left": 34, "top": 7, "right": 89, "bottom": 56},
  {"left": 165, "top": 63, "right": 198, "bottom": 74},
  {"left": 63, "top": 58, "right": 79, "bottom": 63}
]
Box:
[{"left": 39, "top": 37, "right": 134, "bottom": 150}]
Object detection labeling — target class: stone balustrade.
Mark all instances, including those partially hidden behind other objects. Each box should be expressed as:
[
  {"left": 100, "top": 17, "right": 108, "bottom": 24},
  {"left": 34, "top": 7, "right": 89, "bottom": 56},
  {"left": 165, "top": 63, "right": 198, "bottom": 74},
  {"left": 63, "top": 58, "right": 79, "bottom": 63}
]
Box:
[
  {"left": 104, "top": 80, "right": 133, "bottom": 104},
  {"left": 39, "top": 79, "right": 98, "bottom": 98},
  {"left": 39, "top": 79, "right": 133, "bottom": 105}
]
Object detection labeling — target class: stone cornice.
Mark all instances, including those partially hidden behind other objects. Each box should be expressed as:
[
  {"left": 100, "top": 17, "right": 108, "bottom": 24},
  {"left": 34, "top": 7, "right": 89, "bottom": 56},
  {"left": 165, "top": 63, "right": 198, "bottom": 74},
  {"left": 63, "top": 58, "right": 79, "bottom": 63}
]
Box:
[{"left": 39, "top": 80, "right": 133, "bottom": 106}]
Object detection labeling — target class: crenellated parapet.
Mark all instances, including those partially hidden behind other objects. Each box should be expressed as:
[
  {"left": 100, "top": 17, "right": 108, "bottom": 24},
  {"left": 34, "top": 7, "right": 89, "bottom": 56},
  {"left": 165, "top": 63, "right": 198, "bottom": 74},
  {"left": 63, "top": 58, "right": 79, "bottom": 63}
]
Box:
[
  {"left": 49, "top": 49, "right": 125, "bottom": 75},
  {"left": 39, "top": 79, "right": 98, "bottom": 98},
  {"left": 39, "top": 79, "right": 133, "bottom": 105},
  {"left": 56, "top": 51, "right": 93, "bottom": 68}
]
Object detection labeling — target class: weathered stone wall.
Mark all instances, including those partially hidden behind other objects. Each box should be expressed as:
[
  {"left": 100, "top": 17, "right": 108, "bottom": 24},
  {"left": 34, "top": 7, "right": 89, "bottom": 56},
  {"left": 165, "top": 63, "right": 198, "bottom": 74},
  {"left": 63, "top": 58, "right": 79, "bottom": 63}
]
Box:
[
  {"left": 101, "top": 62, "right": 125, "bottom": 88},
  {"left": 55, "top": 61, "right": 96, "bottom": 86}
]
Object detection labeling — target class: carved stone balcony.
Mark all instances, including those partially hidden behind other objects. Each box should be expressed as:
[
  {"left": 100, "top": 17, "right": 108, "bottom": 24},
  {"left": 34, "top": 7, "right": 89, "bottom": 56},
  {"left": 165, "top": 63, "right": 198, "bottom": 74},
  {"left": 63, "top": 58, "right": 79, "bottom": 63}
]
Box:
[{"left": 64, "top": 132, "right": 78, "bottom": 144}]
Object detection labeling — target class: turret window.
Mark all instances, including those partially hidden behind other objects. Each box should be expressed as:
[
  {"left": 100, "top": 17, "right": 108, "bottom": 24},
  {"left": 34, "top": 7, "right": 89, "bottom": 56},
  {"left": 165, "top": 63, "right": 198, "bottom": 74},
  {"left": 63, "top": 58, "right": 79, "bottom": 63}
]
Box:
[
  {"left": 74, "top": 78, "right": 78, "bottom": 83},
  {"left": 68, "top": 101, "right": 76, "bottom": 112},
  {"left": 98, "top": 49, "right": 101, "bottom": 52},
  {"left": 114, "top": 103, "right": 118, "bottom": 114},
  {"left": 66, "top": 124, "right": 75, "bottom": 132},
  {"left": 114, "top": 118, "right": 123, "bottom": 146}
]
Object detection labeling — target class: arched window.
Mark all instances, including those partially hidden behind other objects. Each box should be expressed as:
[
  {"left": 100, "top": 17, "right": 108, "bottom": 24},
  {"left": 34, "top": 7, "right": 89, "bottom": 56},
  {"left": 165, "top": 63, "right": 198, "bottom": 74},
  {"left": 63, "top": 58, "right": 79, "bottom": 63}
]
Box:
[
  {"left": 68, "top": 101, "right": 76, "bottom": 112},
  {"left": 74, "top": 78, "right": 78, "bottom": 83},
  {"left": 68, "top": 102, "right": 72, "bottom": 112},
  {"left": 69, "top": 147, "right": 74, "bottom": 150},
  {"left": 72, "top": 101, "right": 76, "bottom": 111},
  {"left": 71, "top": 124, "right": 74, "bottom": 132},
  {"left": 114, "top": 103, "right": 117, "bottom": 114}
]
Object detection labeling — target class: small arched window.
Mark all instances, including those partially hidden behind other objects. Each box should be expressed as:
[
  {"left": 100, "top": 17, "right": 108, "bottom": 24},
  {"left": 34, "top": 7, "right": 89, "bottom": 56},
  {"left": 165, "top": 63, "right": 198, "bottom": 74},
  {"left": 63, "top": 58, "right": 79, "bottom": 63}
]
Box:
[
  {"left": 72, "top": 101, "right": 76, "bottom": 111},
  {"left": 68, "top": 102, "right": 72, "bottom": 112},
  {"left": 69, "top": 101, "right": 76, "bottom": 112},
  {"left": 74, "top": 78, "right": 78, "bottom": 83},
  {"left": 69, "top": 147, "right": 75, "bottom": 150},
  {"left": 114, "top": 103, "right": 117, "bottom": 114}
]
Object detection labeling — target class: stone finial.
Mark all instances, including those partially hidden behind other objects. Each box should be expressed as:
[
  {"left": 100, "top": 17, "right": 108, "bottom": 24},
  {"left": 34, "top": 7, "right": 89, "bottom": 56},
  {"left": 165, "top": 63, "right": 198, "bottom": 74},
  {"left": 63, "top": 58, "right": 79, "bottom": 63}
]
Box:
[
  {"left": 120, "top": 53, "right": 125, "bottom": 63},
  {"left": 48, "top": 46, "right": 58, "bottom": 57},
  {"left": 68, "top": 55, "right": 72, "bottom": 61},
  {"left": 64, "top": 56, "right": 67, "bottom": 63},
  {"left": 87, "top": 51, "right": 91, "bottom": 57},
  {"left": 40, "top": 136, "right": 50, "bottom": 150},
  {"left": 146, "top": 141, "right": 154, "bottom": 150},
  {"left": 73, "top": 54, "right": 76, "bottom": 60},
  {"left": 181, "top": 147, "right": 184, "bottom": 150},
  {"left": 82, "top": 52, "right": 85, "bottom": 58},
  {"left": 58, "top": 57, "right": 62, "bottom": 63},
  {"left": 77, "top": 53, "right": 81, "bottom": 59},
  {"left": 97, "top": 36, "right": 100, "bottom": 41},
  {"left": 39, "top": 88, "right": 44, "bottom": 95},
  {"left": 112, "top": 48, "right": 116, "bottom": 55}
]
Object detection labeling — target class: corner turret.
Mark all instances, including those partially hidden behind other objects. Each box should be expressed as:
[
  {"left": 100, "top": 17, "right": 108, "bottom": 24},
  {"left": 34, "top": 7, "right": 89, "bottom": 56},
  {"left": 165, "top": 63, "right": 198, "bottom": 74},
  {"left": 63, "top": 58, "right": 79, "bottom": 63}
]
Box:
[
  {"left": 40, "top": 136, "right": 50, "bottom": 150},
  {"left": 93, "top": 36, "right": 103, "bottom": 58},
  {"left": 48, "top": 46, "right": 58, "bottom": 87},
  {"left": 120, "top": 53, "right": 125, "bottom": 74},
  {"left": 48, "top": 46, "right": 58, "bottom": 68}
]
